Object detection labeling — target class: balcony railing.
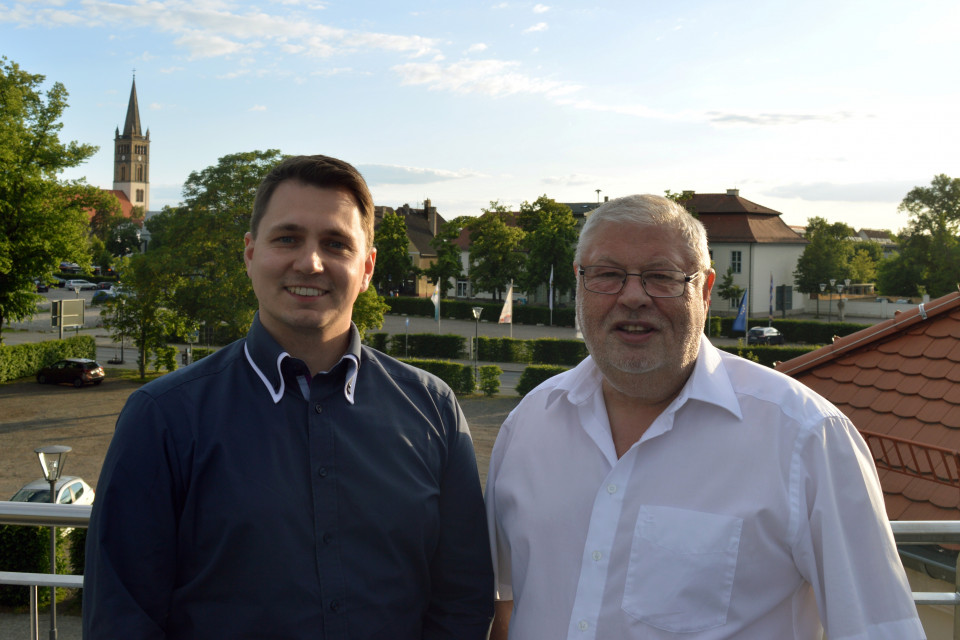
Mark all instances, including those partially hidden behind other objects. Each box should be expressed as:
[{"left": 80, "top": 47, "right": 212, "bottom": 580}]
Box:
[{"left": 2, "top": 504, "right": 960, "bottom": 638}]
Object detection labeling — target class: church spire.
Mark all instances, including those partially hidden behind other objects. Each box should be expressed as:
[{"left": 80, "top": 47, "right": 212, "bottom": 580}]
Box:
[{"left": 123, "top": 75, "right": 142, "bottom": 137}]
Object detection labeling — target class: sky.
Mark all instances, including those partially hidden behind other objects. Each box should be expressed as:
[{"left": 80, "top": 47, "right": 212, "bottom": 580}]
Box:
[{"left": 3, "top": 0, "right": 959, "bottom": 233}]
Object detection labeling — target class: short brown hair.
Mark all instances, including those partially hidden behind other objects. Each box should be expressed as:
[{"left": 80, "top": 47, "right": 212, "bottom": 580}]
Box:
[{"left": 250, "top": 155, "right": 375, "bottom": 251}]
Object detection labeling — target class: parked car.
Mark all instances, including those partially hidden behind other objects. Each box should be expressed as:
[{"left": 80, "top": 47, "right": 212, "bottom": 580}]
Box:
[
  {"left": 10, "top": 476, "right": 95, "bottom": 506},
  {"left": 747, "top": 326, "right": 785, "bottom": 345},
  {"left": 34, "top": 279, "right": 49, "bottom": 292},
  {"left": 36, "top": 358, "right": 105, "bottom": 387},
  {"left": 95, "top": 281, "right": 114, "bottom": 290},
  {"left": 51, "top": 276, "right": 67, "bottom": 288},
  {"left": 64, "top": 279, "right": 97, "bottom": 291},
  {"left": 91, "top": 289, "right": 117, "bottom": 305}
]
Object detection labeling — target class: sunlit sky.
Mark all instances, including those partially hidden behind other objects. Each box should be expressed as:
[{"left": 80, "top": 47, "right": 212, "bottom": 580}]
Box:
[{"left": 4, "top": 0, "right": 959, "bottom": 233}]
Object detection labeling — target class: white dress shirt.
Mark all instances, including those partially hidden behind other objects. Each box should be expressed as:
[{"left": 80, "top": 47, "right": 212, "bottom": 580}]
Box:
[{"left": 486, "top": 336, "right": 925, "bottom": 639}]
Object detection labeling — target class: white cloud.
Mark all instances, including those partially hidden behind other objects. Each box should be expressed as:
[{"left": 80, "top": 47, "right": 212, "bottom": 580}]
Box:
[
  {"left": 159, "top": 66, "right": 184, "bottom": 74},
  {"left": 174, "top": 30, "right": 245, "bottom": 59},
  {"left": 707, "top": 110, "right": 861, "bottom": 126},
  {"left": 492, "top": 2, "right": 509, "bottom": 8},
  {"left": 764, "top": 181, "right": 920, "bottom": 203},
  {"left": 533, "top": 4, "right": 550, "bottom": 13},
  {"left": 523, "top": 22, "right": 548, "bottom": 33},
  {"left": 359, "top": 164, "right": 484, "bottom": 185},
  {"left": 392, "top": 59, "right": 579, "bottom": 99},
  {"left": 249, "top": 105, "right": 267, "bottom": 111},
  {"left": 542, "top": 173, "right": 601, "bottom": 187},
  {"left": 467, "top": 43, "right": 488, "bottom": 53}
]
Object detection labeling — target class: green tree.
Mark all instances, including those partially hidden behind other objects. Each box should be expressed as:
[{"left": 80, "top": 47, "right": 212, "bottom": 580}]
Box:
[
  {"left": 373, "top": 212, "right": 414, "bottom": 295},
  {"left": 466, "top": 202, "right": 525, "bottom": 301},
  {"left": 880, "top": 174, "right": 960, "bottom": 298},
  {"left": 102, "top": 256, "right": 185, "bottom": 379},
  {"left": 715, "top": 266, "right": 745, "bottom": 310},
  {"left": 147, "top": 150, "right": 282, "bottom": 342},
  {"left": 792, "top": 217, "right": 855, "bottom": 294},
  {"left": 352, "top": 287, "right": 389, "bottom": 339},
  {"left": 664, "top": 190, "right": 698, "bottom": 217},
  {"left": 517, "top": 196, "right": 577, "bottom": 303},
  {"left": 424, "top": 217, "right": 468, "bottom": 296},
  {"left": 0, "top": 58, "right": 107, "bottom": 340},
  {"left": 848, "top": 247, "right": 878, "bottom": 284}
]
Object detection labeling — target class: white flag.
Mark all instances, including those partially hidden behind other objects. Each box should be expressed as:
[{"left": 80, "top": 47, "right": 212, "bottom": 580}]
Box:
[
  {"left": 430, "top": 282, "right": 440, "bottom": 322},
  {"left": 548, "top": 265, "right": 554, "bottom": 311},
  {"left": 499, "top": 283, "right": 513, "bottom": 324}
]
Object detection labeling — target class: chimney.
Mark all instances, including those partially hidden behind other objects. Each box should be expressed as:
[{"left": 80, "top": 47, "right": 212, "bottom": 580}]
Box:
[
  {"left": 425, "top": 198, "right": 437, "bottom": 235},
  {"left": 727, "top": 188, "right": 739, "bottom": 197}
]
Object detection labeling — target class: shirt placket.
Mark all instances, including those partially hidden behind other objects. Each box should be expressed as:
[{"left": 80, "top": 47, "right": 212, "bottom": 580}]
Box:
[
  {"left": 565, "top": 454, "right": 632, "bottom": 640},
  {"left": 307, "top": 379, "right": 348, "bottom": 638}
]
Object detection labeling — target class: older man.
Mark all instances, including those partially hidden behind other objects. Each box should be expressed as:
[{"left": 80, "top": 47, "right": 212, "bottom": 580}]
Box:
[
  {"left": 84, "top": 155, "right": 493, "bottom": 639},
  {"left": 486, "top": 194, "right": 924, "bottom": 639}
]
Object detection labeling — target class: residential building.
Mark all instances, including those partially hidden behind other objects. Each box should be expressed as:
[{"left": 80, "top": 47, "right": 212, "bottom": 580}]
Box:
[
  {"left": 687, "top": 189, "right": 808, "bottom": 317},
  {"left": 373, "top": 199, "right": 443, "bottom": 297}
]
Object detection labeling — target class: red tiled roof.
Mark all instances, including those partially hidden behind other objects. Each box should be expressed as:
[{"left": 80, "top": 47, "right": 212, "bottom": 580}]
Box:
[
  {"left": 776, "top": 291, "right": 960, "bottom": 521},
  {"left": 688, "top": 192, "right": 807, "bottom": 245}
]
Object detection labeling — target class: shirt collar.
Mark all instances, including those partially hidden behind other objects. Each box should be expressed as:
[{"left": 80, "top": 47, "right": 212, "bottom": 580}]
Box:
[
  {"left": 546, "top": 334, "right": 742, "bottom": 421},
  {"left": 243, "top": 313, "right": 362, "bottom": 405}
]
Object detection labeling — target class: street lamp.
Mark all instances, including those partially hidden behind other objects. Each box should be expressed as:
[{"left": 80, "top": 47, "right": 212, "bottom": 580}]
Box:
[
  {"left": 472, "top": 306, "right": 483, "bottom": 390},
  {"left": 35, "top": 445, "right": 71, "bottom": 640},
  {"left": 818, "top": 283, "right": 826, "bottom": 318},
  {"left": 828, "top": 278, "right": 837, "bottom": 323}
]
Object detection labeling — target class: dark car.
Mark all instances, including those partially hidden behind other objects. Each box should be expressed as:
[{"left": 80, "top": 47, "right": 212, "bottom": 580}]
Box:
[
  {"left": 91, "top": 290, "right": 117, "bottom": 305},
  {"left": 747, "top": 326, "right": 785, "bottom": 345},
  {"left": 34, "top": 279, "right": 49, "bottom": 293},
  {"left": 95, "top": 281, "right": 114, "bottom": 290},
  {"left": 36, "top": 358, "right": 105, "bottom": 388}
]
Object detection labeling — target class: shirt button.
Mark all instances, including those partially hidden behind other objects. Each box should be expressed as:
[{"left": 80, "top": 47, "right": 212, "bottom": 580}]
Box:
[
  {"left": 314, "top": 403, "right": 323, "bottom": 414},
  {"left": 606, "top": 484, "right": 617, "bottom": 494},
  {"left": 591, "top": 550, "right": 602, "bottom": 561},
  {"left": 322, "top": 532, "right": 333, "bottom": 544},
  {"left": 318, "top": 467, "right": 327, "bottom": 478},
  {"left": 577, "top": 619, "right": 589, "bottom": 631},
  {"left": 329, "top": 600, "right": 340, "bottom": 612}
]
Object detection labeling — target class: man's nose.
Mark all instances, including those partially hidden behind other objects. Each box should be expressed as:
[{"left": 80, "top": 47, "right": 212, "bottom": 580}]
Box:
[
  {"left": 617, "top": 274, "right": 651, "bottom": 306},
  {"left": 296, "top": 247, "right": 324, "bottom": 273}
]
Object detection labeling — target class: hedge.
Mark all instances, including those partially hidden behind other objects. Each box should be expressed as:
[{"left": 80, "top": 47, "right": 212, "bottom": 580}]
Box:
[
  {"left": 715, "top": 317, "right": 870, "bottom": 344},
  {"left": 399, "top": 358, "right": 476, "bottom": 394},
  {"left": 0, "top": 335, "right": 97, "bottom": 383},
  {"left": 389, "top": 333, "right": 466, "bottom": 359},
  {"left": 516, "top": 365, "right": 569, "bottom": 397},
  {"left": 0, "top": 524, "right": 71, "bottom": 607}
]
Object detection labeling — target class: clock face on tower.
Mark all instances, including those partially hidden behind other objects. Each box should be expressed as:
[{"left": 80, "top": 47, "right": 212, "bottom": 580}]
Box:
[{"left": 138, "top": 156, "right": 142, "bottom": 161}]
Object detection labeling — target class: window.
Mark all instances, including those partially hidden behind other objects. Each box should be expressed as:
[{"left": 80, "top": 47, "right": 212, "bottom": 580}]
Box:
[
  {"left": 457, "top": 280, "right": 469, "bottom": 298},
  {"left": 731, "top": 251, "right": 742, "bottom": 274}
]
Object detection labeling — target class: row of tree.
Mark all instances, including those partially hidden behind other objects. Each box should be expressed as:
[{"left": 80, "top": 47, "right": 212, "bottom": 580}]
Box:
[
  {"left": 791, "top": 173, "right": 960, "bottom": 300},
  {"left": 373, "top": 196, "right": 579, "bottom": 303}
]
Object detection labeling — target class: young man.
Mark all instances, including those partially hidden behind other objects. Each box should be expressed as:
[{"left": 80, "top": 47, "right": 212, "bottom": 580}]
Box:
[
  {"left": 84, "top": 155, "right": 493, "bottom": 639},
  {"left": 486, "top": 194, "right": 924, "bottom": 639}
]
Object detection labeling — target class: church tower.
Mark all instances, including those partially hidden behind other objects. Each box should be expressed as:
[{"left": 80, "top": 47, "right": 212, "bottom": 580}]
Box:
[{"left": 113, "top": 76, "right": 150, "bottom": 212}]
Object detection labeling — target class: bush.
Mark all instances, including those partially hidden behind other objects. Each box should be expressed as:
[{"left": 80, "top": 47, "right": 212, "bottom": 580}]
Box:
[
  {"left": 516, "top": 365, "right": 568, "bottom": 397},
  {"left": 365, "top": 332, "right": 389, "bottom": 352},
  {"left": 400, "top": 358, "right": 476, "bottom": 394},
  {"left": 478, "top": 365, "right": 502, "bottom": 396},
  {"left": 389, "top": 334, "right": 466, "bottom": 359},
  {"left": 68, "top": 527, "right": 87, "bottom": 576},
  {"left": 529, "top": 339, "right": 588, "bottom": 366},
  {"left": 0, "top": 335, "right": 97, "bottom": 383},
  {"left": 478, "top": 337, "right": 530, "bottom": 363},
  {"left": 0, "top": 525, "right": 69, "bottom": 607}
]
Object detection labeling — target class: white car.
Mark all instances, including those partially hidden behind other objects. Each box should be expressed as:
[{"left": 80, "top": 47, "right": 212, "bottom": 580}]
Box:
[
  {"left": 10, "top": 476, "right": 95, "bottom": 506},
  {"left": 64, "top": 279, "right": 97, "bottom": 291}
]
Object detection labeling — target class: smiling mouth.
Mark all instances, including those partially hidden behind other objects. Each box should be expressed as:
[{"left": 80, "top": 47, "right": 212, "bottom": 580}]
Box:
[
  {"left": 287, "top": 286, "right": 323, "bottom": 296},
  {"left": 618, "top": 324, "right": 653, "bottom": 334}
]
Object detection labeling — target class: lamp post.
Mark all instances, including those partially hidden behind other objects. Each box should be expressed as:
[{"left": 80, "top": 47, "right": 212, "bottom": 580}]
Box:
[
  {"left": 837, "top": 282, "right": 846, "bottom": 322},
  {"left": 818, "top": 283, "right": 826, "bottom": 318},
  {"left": 35, "top": 445, "right": 71, "bottom": 640},
  {"left": 828, "top": 278, "right": 836, "bottom": 323},
  {"left": 472, "top": 306, "right": 483, "bottom": 390}
]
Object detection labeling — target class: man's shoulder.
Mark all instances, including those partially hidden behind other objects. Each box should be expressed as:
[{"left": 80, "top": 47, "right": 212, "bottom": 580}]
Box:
[
  {"left": 134, "top": 339, "right": 247, "bottom": 400},
  {"left": 359, "top": 345, "right": 455, "bottom": 398}
]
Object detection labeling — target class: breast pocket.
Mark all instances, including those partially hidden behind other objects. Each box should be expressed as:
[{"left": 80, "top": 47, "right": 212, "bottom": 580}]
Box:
[{"left": 622, "top": 505, "right": 742, "bottom": 633}]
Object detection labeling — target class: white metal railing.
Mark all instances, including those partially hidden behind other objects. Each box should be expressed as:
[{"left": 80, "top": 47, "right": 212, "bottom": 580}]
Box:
[{"left": 2, "top": 504, "right": 960, "bottom": 637}]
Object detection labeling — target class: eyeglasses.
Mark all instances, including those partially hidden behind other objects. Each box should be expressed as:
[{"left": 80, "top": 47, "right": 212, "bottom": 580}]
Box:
[{"left": 578, "top": 265, "right": 701, "bottom": 297}]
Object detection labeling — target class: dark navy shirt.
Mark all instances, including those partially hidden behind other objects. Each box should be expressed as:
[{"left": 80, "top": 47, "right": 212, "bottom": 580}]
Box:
[{"left": 83, "top": 315, "right": 494, "bottom": 639}]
